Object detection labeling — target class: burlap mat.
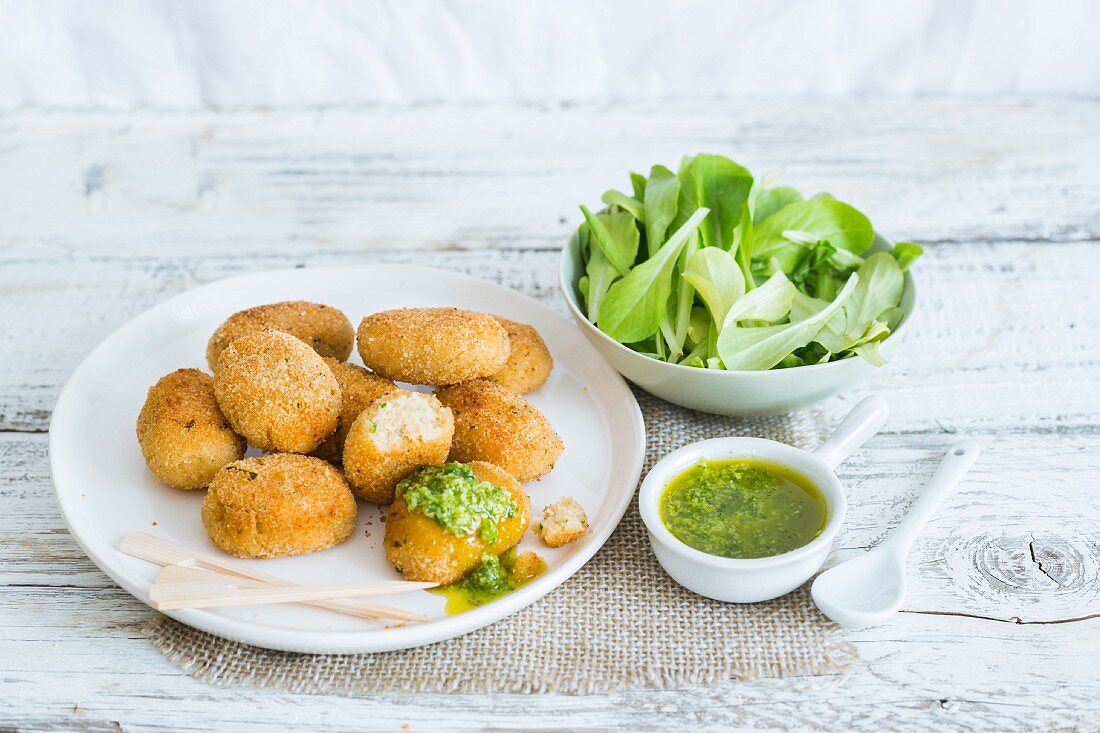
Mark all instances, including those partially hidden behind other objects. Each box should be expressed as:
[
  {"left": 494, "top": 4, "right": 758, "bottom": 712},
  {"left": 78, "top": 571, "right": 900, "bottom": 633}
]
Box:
[{"left": 143, "top": 389, "right": 858, "bottom": 694}]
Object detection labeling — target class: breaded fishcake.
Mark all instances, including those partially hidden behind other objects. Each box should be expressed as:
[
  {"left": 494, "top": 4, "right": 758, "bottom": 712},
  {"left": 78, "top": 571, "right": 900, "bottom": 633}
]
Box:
[
  {"left": 487, "top": 318, "right": 553, "bottom": 394},
  {"left": 201, "top": 453, "right": 357, "bottom": 558},
  {"left": 342, "top": 390, "right": 454, "bottom": 503},
  {"left": 206, "top": 301, "right": 354, "bottom": 370},
  {"left": 312, "top": 358, "right": 399, "bottom": 464},
  {"left": 213, "top": 330, "right": 340, "bottom": 453},
  {"left": 384, "top": 461, "right": 530, "bottom": 584},
  {"left": 356, "top": 307, "right": 509, "bottom": 385},
  {"left": 136, "top": 369, "right": 246, "bottom": 489},
  {"left": 536, "top": 497, "right": 589, "bottom": 547},
  {"left": 435, "top": 380, "right": 563, "bottom": 482}
]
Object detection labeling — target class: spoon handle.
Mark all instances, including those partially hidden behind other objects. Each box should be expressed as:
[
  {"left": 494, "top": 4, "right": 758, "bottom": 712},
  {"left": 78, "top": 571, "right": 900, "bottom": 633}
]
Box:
[
  {"left": 813, "top": 396, "right": 891, "bottom": 470},
  {"left": 884, "top": 439, "right": 981, "bottom": 554}
]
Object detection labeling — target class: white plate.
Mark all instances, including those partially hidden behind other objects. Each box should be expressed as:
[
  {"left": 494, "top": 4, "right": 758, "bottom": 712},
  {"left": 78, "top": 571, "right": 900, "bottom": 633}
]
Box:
[{"left": 49, "top": 265, "right": 645, "bottom": 654}]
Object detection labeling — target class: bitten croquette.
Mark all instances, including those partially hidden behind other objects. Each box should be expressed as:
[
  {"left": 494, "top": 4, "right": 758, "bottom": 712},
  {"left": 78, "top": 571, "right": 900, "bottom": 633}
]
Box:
[
  {"left": 136, "top": 369, "right": 246, "bottom": 489},
  {"left": 312, "top": 358, "right": 399, "bottom": 464},
  {"left": 435, "top": 380, "right": 563, "bottom": 482},
  {"left": 486, "top": 317, "right": 553, "bottom": 394},
  {"left": 356, "top": 307, "right": 509, "bottom": 385},
  {"left": 342, "top": 390, "right": 454, "bottom": 503},
  {"left": 201, "top": 453, "right": 357, "bottom": 558},
  {"left": 213, "top": 330, "right": 340, "bottom": 453},
  {"left": 384, "top": 461, "right": 530, "bottom": 584},
  {"left": 535, "top": 497, "right": 589, "bottom": 547},
  {"left": 206, "top": 301, "right": 355, "bottom": 371}
]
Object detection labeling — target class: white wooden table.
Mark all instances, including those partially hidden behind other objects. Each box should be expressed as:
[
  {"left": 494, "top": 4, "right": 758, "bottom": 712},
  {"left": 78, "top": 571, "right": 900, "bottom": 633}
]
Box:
[{"left": 2, "top": 99, "right": 1098, "bottom": 732}]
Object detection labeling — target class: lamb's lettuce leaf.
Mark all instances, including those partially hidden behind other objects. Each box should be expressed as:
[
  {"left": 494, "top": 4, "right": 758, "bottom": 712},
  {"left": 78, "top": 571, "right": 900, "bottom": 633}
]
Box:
[
  {"left": 580, "top": 205, "right": 638, "bottom": 277},
  {"left": 718, "top": 273, "right": 859, "bottom": 371},
  {"left": 754, "top": 198, "right": 874, "bottom": 272},
  {"left": 674, "top": 154, "right": 753, "bottom": 251},
  {"left": 753, "top": 185, "right": 803, "bottom": 224},
  {"left": 682, "top": 246, "right": 745, "bottom": 327},
  {"left": 720, "top": 270, "right": 798, "bottom": 327},
  {"left": 643, "top": 165, "right": 680, "bottom": 256},
  {"left": 601, "top": 189, "right": 645, "bottom": 223},
  {"left": 596, "top": 208, "right": 709, "bottom": 343}
]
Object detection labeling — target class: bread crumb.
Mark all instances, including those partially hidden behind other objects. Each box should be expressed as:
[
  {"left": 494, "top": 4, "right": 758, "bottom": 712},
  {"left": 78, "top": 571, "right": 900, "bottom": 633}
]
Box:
[
  {"left": 511, "top": 551, "right": 545, "bottom": 581},
  {"left": 535, "top": 497, "right": 588, "bottom": 547}
]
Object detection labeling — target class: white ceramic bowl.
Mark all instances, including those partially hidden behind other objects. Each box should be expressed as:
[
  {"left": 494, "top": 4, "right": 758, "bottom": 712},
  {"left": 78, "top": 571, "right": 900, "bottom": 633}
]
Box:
[
  {"left": 559, "top": 234, "right": 916, "bottom": 416},
  {"left": 638, "top": 397, "right": 889, "bottom": 603}
]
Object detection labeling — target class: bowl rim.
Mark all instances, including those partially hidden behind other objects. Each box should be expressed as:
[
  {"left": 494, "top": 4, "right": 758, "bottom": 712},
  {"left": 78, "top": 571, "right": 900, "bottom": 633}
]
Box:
[
  {"left": 636, "top": 437, "right": 848, "bottom": 569},
  {"left": 557, "top": 232, "right": 917, "bottom": 377}
]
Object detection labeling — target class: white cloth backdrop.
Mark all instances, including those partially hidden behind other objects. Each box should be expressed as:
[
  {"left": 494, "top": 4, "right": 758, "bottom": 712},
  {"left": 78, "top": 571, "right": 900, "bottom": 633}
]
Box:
[{"left": 0, "top": 0, "right": 1097, "bottom": 108}]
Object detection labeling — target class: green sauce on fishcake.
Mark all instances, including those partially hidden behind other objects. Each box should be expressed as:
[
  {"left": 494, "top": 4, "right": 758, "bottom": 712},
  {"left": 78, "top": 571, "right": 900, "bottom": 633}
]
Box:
[
  {"left": 430, "top": 547, "right": 547, "bottom": 613},
  {"left": 396, "top": 462, "right": 516, "bottom": 544},
  {"left": 660, "top": 458, "right": 826, "bottom": 559}
]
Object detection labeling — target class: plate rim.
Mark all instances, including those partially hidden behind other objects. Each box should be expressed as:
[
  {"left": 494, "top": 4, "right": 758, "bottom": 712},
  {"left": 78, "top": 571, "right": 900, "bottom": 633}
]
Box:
[{"left": 49, "top": 264, "right": 646, "bottom": 654}]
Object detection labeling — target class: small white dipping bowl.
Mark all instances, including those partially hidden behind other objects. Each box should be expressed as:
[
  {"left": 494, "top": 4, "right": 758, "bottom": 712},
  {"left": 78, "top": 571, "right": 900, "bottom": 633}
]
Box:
[
  {"left": 559, "top": 234, "right": 916, "bottom": 416},
  {"left": 638, "top": 396, "right": 889, "bottom": 603}
]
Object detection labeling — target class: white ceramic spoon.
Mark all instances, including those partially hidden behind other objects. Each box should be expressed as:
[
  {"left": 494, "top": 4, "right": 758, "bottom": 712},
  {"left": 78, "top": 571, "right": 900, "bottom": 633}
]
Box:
[{"left": 811, "top": 438, "right": 981, "bottom": 628}]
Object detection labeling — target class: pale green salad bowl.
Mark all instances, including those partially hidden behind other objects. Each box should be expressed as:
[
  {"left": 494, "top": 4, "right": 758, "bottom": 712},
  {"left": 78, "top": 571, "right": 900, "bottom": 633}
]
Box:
[{"left": 558, "top": 234, "right": 916, "bottom": 416}]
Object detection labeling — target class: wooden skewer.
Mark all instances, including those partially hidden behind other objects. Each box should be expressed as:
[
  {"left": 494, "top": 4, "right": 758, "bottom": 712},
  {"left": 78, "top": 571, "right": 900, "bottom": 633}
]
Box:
[
  {"left": 149, "top": 579, "right": 437, "bottom": 611},
  {"left": 157, "top": 564, "right": 440, "bottom": 611},
  {"left": 155, "top": 563, "right": 225, "bottom": 585},
  {"left": 119, "top": 532, "right": 430, "bottom": 623}
]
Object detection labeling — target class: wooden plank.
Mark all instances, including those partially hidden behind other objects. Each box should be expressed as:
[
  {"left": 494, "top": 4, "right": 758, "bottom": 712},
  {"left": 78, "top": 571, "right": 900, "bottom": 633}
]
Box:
[
  {"left": 2, "top": 100, "right": 1100, "bottom": 263},
  {"left": 2, "top": 241, "right": 1097, "bottom": 435}
]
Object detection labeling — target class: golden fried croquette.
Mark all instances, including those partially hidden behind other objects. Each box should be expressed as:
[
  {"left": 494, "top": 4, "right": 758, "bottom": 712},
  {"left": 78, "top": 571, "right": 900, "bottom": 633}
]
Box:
[
  {"left": 206, "top": 301, "right": 354, "bottom": 370},
  {"left": 136, "top": 369, "right": 246, "bottom": 489},
  {"left": 342, "top": 390, "right": 454, "bottom": 503},
  {"left": 486, "top": 318, "right": 553, "bottom": 394},
  {"left": 201, "top": 453, "right": 357, "bottom": 558},
  {"left": 311, "top": 358, "right": 399, "bottom": 464},
  {"left": 384, "top": 461, "right": 530, "bottom": 584},
  {"left": 356, "top": 307, "right": 509, "bottom": 385},
  {"left": 213, "top": 330, "right": 340, "bottom": 453},
  {"left": 535, "top": 497, "right": 589, "bottom": 547},
  {"left": 435, "top": 380, "right": 563, "bottom": 482}
]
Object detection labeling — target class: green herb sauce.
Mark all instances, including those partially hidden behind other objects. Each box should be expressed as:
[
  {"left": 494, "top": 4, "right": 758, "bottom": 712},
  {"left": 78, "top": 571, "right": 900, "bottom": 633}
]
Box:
[
  {"left": 660, "top": 458, "right": 826, "bottom": 559},
  {"left": 430, "top": 548, "right": 548, "bottom": 614},
  {"left": 397, "top": 462, "right": 517, "bottom": 544}
]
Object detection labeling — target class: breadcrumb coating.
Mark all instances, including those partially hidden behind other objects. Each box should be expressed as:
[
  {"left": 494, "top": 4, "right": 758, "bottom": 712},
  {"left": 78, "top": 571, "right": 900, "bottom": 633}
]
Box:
[
  {"left": 136, "top": 368, "right": 246, "bottom": 490},
  {"left": 486, "top": 317, "right": 553, "bottom": 394},
  {"left": 206, "top": 301, "right": 354, "bottom": 370},
  {"left": 312, "top": 358, "right": 399, "bottom": 464},
  {"left": 201, "top": 453, "right": 357, "bottom": 559},
  {"left": 213, "top": 330, "right": 340, "bottom": 453},
  {"left": 357, "top": 307, "right": 509, "bottom": 385},
  {"left": 342, "top": 390, "right": 455, "bottom": 503},
  {"left": 384, "top": 461, "right": 530, "bottom": 584},
  {"left": 535, "top": 497, "right": 589, "bottom": 547},
  {"left": 435, "top": 380, "right": 563, "bottom": 482}
]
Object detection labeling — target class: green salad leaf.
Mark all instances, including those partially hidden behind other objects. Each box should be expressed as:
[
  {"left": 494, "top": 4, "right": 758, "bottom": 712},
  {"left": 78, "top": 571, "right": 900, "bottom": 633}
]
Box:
[
  {"left": 580, "top": 205, "right": 638, "bottom": 277},
  {"left": 674, "top": 154, "right": 754, "bottom": 252},
  {"left": 718, "top": 273, "right": 859, "bottom": 371},
  {"left": 753, "top": 198, "right": 874, "bottom": 272},
  {"left": 574, "top": 153, "right": 919, "bottom": 371},
  {"left": 596, "top": 208, "right": 709, "bottom": 343},
  {"left": 682, "top": 246, "right": 745, "bottom": 327},
  {"left": 753, "top": 185, "right": 803, "bottom": 224},
  {"left": 643, "top": 164, "right": 681, "bottom": 257},
  {"left": 600, "top": 189, "right": 645, "bottom": 223}
]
